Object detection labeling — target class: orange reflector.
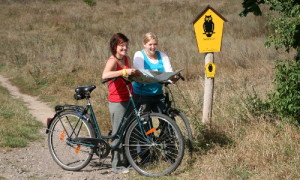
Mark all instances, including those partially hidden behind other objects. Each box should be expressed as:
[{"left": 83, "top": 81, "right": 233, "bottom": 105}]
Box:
[
  {"left": 145, "top": 128, "right": 157, "bottom": 135},
  {"left": 59, "top": 130, "right": 65, "bottom": 141},
  {"left": 75, "top": 145, "right": 81, "bottom": 154}
]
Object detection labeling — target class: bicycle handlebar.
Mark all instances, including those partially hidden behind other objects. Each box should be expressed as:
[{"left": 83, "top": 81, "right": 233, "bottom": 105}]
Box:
[
  {"left": 101, "top": 77, "right": 117, "bottom": 84},
  {"left": 161, "top": 73, "right": 185, "bottom": 85},
  {"left": 101, "top": 76, "right": 131, "bottom": 84},
  {"left": 177, "top": 73, "right": 185, "bottom": 81}
]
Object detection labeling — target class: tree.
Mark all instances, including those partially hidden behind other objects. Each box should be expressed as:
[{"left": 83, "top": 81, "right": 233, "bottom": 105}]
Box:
[
  {"left": 240, "top": 0, "right": 299, "bottom": 56},
  {"left": 240, "top": 0, "right": 300, "bottom": 123}
]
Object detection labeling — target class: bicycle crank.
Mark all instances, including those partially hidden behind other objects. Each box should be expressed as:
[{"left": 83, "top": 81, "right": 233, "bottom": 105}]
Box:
[{"left": 95, "top": 139, "right": 110, "bottom": 159}]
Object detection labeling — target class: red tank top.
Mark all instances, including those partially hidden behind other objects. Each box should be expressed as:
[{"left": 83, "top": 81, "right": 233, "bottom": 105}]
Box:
[{"left": 107, "top": 56, "right": 133, "bottom": 102}]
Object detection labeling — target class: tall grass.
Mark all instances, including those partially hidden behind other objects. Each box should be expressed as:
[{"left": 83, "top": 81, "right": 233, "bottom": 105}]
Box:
[{"left": 0, "top": 0, "right": 299, "bottom": 179}]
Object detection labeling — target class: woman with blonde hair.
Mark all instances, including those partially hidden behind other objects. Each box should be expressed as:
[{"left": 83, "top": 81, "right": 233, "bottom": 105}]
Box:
[{"left": 132, "top": 32, "right": 176, "bottom": 113}]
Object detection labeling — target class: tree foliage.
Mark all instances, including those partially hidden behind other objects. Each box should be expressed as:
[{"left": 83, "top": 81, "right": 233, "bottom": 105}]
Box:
[
  {"left": 241, "top": 0, "right": 300, "bottom": 124},
  {"left": 240, "top": 0, "right": 299, "bottom": 54}
]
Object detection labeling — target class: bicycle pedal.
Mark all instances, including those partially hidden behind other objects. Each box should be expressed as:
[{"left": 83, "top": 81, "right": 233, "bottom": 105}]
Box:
[{"left": 90, "top": 161, "right": 103, "bottom": 167}]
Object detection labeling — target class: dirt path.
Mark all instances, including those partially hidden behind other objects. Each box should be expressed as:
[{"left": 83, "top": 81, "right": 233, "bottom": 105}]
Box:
[{"left": 0, "top": 75, "right": 127, "bottom": 180}]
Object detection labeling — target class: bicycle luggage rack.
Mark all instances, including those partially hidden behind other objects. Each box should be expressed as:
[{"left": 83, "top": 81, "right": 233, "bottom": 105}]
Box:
[
  {"left": 45, "top": 105, "right": 85, "bottom": 134},
  {"left": 54, "top": 105, "right": 85, "bottom": 112}
]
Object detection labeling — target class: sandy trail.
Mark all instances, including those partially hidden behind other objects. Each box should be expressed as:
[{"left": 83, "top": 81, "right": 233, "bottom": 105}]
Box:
[
  {"left": 0, "top": 75, "right": 126, "bottom": 180},
  {"left": 0, "top": 75, "right": 54, "bottom": 124}
]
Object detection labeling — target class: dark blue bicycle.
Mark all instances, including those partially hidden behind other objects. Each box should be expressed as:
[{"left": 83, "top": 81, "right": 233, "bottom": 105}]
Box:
[{"left": 46, "top": 77, "right": 185, "bottom": 176}]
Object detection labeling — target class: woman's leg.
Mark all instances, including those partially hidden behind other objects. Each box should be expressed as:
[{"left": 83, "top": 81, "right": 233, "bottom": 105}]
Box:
[{"left": 109, "top": 101, "right": 130, "bottom": 172}]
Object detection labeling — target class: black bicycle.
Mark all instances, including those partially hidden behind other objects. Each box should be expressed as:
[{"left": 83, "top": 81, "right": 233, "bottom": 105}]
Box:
[
  {"left": 161, "top": 74, "right": 193, "bottom": 153},
  {"left": 46, "top": 76, "right": 185, "bottom": 176},
  {"left": 136, "top": 74, "right": 193, "bottom": 153}
]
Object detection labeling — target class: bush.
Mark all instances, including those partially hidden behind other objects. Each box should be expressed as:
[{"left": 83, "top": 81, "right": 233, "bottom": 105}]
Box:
[
  {"left": 245, "top": 93, "right": 272, "bottom": 119},
  {"left": 83, "top": 0, "right": 96, "bottom": 6},
  {"left": 269, "top": 59, "right": 300, "bottom": 124},
  {"left": 245, "top": 59, "right": 300, "bottom": 124}
]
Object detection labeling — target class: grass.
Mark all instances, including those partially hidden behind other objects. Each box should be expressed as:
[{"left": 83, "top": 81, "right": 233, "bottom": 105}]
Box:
[
  {"left": 0, "top": 86, "right": 43, "bottom": 148},
  {"left": 0, "top": 0, "right": 299, "bottom": 179}
]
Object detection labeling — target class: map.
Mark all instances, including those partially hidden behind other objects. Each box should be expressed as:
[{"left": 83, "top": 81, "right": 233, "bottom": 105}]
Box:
[{"left": 129, "top": 69, "right": 183, "bottom": 84}]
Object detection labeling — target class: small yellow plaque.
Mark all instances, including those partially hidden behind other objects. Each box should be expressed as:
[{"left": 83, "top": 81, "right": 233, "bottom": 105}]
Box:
[
  {"left": 205, "top": 62, "right": 216, "bottom": 78},
  {"left": 193, "top": 5, "right": 227, "bottom": 53}
]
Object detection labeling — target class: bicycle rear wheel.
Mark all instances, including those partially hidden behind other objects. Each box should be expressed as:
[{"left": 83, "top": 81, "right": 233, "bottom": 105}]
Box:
[
  {"left": 48, "top": 111, "right": 94, "bottom": 171},
  {"left": 124, "top": 113, "right": 184, "bottom": 176}
]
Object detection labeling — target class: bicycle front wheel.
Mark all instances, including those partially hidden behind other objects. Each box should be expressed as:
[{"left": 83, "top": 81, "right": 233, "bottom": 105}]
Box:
[
  {"left": 170, "top": 110, "right": 193, "bottom": 152},
  {"left": 48, "top": 111, "right": 94, "bottom": 171},
  {"left": 124, "top": 113, "right": 184, "bottom": 176}
]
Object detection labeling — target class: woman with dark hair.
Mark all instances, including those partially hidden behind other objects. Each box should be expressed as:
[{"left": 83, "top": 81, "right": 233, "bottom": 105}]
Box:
[{"left": 102, "top": 33, "right": 139, "bottom": 173}]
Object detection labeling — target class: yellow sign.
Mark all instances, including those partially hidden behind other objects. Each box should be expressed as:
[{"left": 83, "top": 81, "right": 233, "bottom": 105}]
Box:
[
  {"left": 205, "top": 62, "right": 216, "bottom": 78},
  {"left": 193, "top": 5, "right": 227, "bottom": 53}
]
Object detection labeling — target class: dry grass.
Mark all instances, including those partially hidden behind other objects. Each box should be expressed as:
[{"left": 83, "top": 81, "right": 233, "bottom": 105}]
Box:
[{"left": 0, "top": 0, "right": 299, "bottom": 179}]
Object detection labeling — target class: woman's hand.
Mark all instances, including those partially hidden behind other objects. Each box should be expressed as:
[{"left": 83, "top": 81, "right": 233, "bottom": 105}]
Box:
[
  {"left": 170, "top": 75, "right": 180, "bottom": 83},
  {"left": 126, "top": 69, "right": 141, "bottom": 76}
]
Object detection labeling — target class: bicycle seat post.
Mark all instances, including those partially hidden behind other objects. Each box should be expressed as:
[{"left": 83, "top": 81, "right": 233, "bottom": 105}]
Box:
[{"left": 86, "top": 97, "right": 91, "bottom": 106}]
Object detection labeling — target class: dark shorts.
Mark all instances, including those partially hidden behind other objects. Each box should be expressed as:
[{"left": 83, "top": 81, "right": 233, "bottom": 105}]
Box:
[{"left": 133, "top": 94, "right": 166, "bottom": 113}]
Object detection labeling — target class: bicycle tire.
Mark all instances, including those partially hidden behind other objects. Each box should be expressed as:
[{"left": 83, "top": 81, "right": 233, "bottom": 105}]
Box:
[
  {"left": 124, "top": 113, "right": 184, "bottom": 176},
  {"left": 48, "top": 111, "right": 94, "bottom": 171},
  {"left": 169, "top": 110, "right": 193, "bottom": 152}
]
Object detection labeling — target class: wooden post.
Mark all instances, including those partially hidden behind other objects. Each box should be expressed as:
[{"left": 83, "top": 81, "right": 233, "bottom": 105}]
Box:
[
  {"left": 202, "top": 52, "right": 214, "bottom": 127},
  {"left": 192, "top": 5, "right": 227, "bottom": 127}
]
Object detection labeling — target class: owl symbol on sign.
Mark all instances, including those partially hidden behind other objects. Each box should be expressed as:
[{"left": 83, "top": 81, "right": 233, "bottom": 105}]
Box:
[{"left": 203, "top": 15, "right": 214, "bottom": 37}]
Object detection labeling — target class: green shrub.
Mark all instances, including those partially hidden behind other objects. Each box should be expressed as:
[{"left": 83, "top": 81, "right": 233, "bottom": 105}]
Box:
[
  {"left": 245, "top": 93, "right": 272, "bottom": 119},
  {"left": 83, "top": 0, "right": 96, "bottom": 6},
  {"left": 245, "top": 60, "right": 300, "bottom": 124},
  {"left": 269, "top": 59, "right": 300, "bottom": 124}
]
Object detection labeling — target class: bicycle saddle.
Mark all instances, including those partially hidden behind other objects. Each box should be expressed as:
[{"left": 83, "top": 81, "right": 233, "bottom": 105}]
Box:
[{"left": 74, "top": 85, "right": 96, "bottom": 100}]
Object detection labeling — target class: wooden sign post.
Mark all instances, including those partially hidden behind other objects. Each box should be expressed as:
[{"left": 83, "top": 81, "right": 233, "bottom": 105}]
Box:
[{"left": 192, "top": 5, "right": 227, "bottom": 126}]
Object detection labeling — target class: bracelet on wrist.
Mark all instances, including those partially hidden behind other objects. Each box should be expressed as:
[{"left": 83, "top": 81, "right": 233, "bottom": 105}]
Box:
[{"left": 122, "top": 69, "right": 127, "bottom": 77}]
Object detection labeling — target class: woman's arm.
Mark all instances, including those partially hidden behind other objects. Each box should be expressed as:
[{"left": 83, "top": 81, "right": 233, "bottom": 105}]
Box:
[
  {"left": 133, "top": 51, "right": 145, "bottom": 70},
  {"left": 160, "top": 52, "right": 173, "bottom": 72},
  {"left": 102, "top": 58, "right": 123, "bottom": 79},
  {"left": 102, "top": 56, "right": 140, "bottom": 79}
]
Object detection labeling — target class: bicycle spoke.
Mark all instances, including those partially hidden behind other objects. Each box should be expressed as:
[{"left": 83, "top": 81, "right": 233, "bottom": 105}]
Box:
[
  {"left": 48, "top": 112, "right": 94, "bottom": 171},
  {"left": 125, "top": 113, "right": 184, "bottom": 176}
]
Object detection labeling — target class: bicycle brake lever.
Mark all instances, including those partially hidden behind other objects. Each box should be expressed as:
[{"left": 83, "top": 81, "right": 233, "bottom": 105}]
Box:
[{"left": 178, "top": 73, "right": 185, "bottom": 81}]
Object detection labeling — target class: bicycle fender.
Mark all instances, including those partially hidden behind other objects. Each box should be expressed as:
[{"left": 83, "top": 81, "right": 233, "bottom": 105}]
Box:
[
  {"left": 45, "top": 110, "right": 77, "bottom": 134},
  {"left": 45, "top": 113, "right": 59, "bottom": 134}
]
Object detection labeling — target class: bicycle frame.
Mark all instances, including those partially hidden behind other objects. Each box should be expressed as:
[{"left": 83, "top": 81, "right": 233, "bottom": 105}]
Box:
[
  {"left": 52, "top": 78, "right": 150, "bottom": 150},
  {"left": 47, "top": 76, "right": 186, "bottom": 176},
  {"left": 82, "top": 91, "right": 143, "bottom": 149},
  {"left": 162, "top": 84, "right": 172, "bottom": 112}
]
